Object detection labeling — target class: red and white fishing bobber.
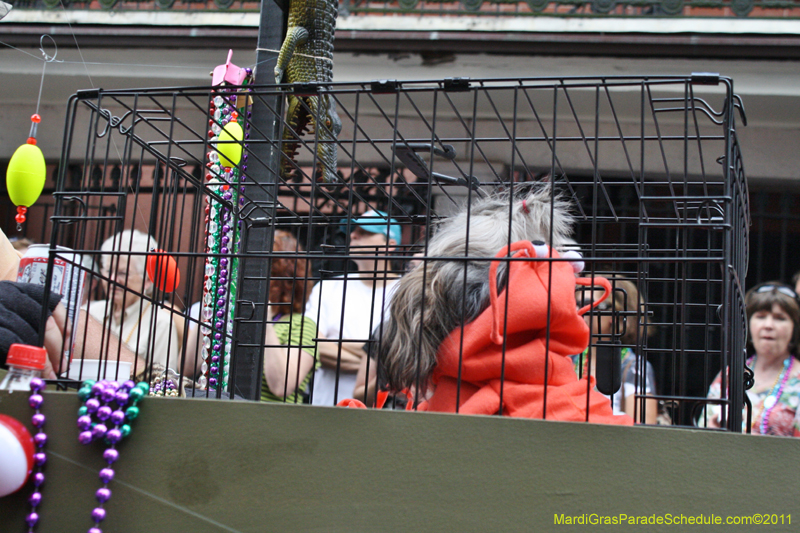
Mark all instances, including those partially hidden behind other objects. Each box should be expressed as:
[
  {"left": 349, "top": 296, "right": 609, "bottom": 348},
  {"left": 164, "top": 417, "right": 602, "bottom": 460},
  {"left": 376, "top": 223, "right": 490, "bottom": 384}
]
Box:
[
  {"left": 6, "top": 114, "right": 47, "bottom": 230},
  {"left": 0, "top": 414, "right": 34, "bottom": 497}
]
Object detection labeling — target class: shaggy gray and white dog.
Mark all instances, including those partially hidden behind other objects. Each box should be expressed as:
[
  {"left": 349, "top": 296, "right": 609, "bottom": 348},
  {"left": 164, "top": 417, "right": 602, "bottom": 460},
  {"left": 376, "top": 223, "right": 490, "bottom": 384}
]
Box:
[{"left": 378, "top": 184, "right": 575, "bottom": 395}]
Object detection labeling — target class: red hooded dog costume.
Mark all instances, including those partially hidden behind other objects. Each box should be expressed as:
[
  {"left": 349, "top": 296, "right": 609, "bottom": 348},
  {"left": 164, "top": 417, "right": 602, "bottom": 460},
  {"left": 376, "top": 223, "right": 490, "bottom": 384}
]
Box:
[{"left": 419, "top": 241, "right": 632, "bottom": 425}]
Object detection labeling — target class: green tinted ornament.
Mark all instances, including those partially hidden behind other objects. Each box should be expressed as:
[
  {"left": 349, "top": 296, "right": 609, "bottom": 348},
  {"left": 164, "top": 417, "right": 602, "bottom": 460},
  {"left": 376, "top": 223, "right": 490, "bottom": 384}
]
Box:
[{"left": 128, "top": 388, "right": 143, "bottom": 402}]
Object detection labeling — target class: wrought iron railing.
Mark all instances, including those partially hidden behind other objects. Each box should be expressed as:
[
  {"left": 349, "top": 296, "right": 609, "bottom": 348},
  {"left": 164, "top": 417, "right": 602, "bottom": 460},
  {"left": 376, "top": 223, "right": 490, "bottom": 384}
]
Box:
[{"left": 5, "top": 0, "right": 800, "bottom": 17}]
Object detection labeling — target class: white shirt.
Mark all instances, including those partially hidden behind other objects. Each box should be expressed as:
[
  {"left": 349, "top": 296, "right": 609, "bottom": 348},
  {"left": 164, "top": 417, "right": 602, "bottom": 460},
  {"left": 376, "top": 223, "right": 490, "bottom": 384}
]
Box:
[
  {"left": 86, "top": 297, "right": 180, "bottom": 371},
  {"left": 305, "top": 275, "right": 396, "bottom": 406}
]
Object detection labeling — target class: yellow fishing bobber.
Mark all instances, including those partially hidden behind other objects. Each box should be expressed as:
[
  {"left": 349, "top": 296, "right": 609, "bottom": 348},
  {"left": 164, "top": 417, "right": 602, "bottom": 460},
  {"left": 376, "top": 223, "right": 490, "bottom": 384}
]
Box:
[
  {"left": 6, "top": 114, "right": 46, "bottom": 226},
  {"left": 216, "top": 121, "right": 243, "bottom": 168},
  {"left": 7, "top": 143, "right": 45, "bottom": 206},
  {"left": 6, "top": 144, "right": 45, "bottom": 224}
]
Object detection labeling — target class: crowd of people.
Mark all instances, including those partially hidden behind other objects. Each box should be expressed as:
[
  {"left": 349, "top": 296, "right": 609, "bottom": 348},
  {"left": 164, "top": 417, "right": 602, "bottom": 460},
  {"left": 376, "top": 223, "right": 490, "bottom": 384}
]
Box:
[{"left": 3, "top": 186, "right": 800, "bottom": 437}]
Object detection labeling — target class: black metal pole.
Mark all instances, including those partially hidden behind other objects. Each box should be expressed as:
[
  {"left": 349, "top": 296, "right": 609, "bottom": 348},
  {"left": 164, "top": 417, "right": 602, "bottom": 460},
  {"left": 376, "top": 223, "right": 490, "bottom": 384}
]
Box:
[{"left": 229, "top": 0, "right": 286, "bottom": 400}]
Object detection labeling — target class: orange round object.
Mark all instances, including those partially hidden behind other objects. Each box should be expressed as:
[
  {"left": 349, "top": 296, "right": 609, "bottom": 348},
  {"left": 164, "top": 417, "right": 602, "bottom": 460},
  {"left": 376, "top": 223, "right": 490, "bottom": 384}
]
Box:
[{"left": 146, "top": 250, "right": 180, "bottom": 293}]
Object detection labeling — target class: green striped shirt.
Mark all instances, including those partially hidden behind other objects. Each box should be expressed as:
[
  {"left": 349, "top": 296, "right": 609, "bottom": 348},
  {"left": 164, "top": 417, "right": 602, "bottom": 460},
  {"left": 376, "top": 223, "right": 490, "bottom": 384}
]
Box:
[{"left": 261, "top": 313, "right": 319, "bottom": 404}]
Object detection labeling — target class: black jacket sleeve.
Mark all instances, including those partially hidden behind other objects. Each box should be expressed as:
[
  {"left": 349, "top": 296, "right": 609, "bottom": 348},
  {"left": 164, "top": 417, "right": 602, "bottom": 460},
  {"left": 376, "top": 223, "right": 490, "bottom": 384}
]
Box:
[{"left": 0, "top": 281, "right": 62, "bottom": 368}]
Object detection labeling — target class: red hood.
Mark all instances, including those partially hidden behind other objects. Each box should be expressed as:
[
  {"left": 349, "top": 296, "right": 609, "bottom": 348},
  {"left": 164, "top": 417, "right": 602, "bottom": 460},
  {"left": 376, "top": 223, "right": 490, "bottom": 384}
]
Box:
[{"left": 422, "top": 241, "right": 632, "bottom": 426}]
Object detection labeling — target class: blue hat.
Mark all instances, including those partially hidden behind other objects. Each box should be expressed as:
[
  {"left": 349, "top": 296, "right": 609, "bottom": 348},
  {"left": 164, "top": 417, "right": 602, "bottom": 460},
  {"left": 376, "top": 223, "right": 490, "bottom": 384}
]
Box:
[{"left": 343, "top": 209, "right": 402, "bottom": 245}]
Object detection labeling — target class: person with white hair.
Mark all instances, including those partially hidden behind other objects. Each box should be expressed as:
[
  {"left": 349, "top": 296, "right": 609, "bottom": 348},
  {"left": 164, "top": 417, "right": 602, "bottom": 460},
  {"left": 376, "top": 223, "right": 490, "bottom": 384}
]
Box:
[{"left": 85, "top": 230, "right": 179, "bottom": 376}]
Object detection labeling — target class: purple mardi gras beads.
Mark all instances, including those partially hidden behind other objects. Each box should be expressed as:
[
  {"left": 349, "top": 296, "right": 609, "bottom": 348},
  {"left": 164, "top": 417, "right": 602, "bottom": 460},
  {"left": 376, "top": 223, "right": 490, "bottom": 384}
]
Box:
[{"left": 75, "top": 379, "right": 149, "bottom": 533}]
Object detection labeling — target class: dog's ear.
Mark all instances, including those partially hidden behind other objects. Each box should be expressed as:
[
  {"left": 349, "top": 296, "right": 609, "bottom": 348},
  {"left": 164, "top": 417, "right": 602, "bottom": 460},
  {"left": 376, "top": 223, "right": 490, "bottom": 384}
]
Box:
[{"left": 380, "top": 266, "right": 439, "bottom": 393}]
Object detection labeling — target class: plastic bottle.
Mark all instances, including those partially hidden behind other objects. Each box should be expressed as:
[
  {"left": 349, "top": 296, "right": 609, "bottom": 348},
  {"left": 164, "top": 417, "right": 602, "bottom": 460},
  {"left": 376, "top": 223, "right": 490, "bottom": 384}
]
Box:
[{"left": 0, "top": 344, "right": 47, "bottom": 391}]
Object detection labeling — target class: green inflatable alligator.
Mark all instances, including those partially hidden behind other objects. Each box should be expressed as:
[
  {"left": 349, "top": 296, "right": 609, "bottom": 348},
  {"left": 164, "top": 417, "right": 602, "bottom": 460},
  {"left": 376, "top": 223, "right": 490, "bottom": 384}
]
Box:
[{"left": 275, "top": 0, "right": 342, "bottom": 183}]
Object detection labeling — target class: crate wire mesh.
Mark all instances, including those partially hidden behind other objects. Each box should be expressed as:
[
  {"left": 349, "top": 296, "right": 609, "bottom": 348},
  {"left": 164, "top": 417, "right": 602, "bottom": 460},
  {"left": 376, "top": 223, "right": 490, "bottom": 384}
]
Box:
[{"left": 41, "top": 74, "right": 748, "bottom": 428}]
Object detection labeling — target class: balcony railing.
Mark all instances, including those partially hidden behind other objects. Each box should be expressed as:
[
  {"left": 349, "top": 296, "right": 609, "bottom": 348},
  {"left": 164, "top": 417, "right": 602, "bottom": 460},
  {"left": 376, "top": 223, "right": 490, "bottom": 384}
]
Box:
[{"left": 6, "top": 0, "right": 800, "bottom": 17}]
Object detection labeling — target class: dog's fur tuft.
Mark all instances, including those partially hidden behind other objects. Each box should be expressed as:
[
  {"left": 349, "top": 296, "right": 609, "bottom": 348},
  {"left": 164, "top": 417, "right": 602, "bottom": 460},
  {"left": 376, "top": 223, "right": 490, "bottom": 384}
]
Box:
[{"left": 379, "top": 184, "right": 575, "bottom": 395}]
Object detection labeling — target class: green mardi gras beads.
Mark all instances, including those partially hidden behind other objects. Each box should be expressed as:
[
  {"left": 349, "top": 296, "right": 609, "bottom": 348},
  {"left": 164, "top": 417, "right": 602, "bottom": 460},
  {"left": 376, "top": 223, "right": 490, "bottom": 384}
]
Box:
[
  {"left": 125, "top": 406, "right": 139, "bottom": 420},
  {"left": 128, "top": 388, "right": 144, "bottom": 402}
]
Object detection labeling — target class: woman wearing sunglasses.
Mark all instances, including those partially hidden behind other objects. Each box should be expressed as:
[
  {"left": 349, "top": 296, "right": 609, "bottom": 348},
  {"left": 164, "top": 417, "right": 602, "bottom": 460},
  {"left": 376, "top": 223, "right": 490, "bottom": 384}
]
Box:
[{"left": 701, "top": 282, "right": 800, "bottom": 436}]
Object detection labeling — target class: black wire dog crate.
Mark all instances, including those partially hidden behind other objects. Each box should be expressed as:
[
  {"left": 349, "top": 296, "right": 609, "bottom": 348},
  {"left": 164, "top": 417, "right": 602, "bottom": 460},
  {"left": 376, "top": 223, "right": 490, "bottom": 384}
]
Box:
[{"left": 42, "top": 74, "right": 748, "bottom": 429}]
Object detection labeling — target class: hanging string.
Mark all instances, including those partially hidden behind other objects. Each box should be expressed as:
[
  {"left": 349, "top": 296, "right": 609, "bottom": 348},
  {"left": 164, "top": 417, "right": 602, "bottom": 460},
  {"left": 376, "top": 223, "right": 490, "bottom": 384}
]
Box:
[
  {"left": 53, "top": 0, "right": 95, "bottom": 88},
  {"left": 0, "top": 40, "right": 48, "bottom": 60},
  {"left": 255, "top": 47, "right": 334, "bottom": 65},
  {"left": 244, "top": 54, "right": 278, "bottom": 70},
  {"left": 0, "top": 39, "right": 281, "bottom": 75},
  {"left": 35, "top": 35, "right": 58, "bottom": 119}
]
